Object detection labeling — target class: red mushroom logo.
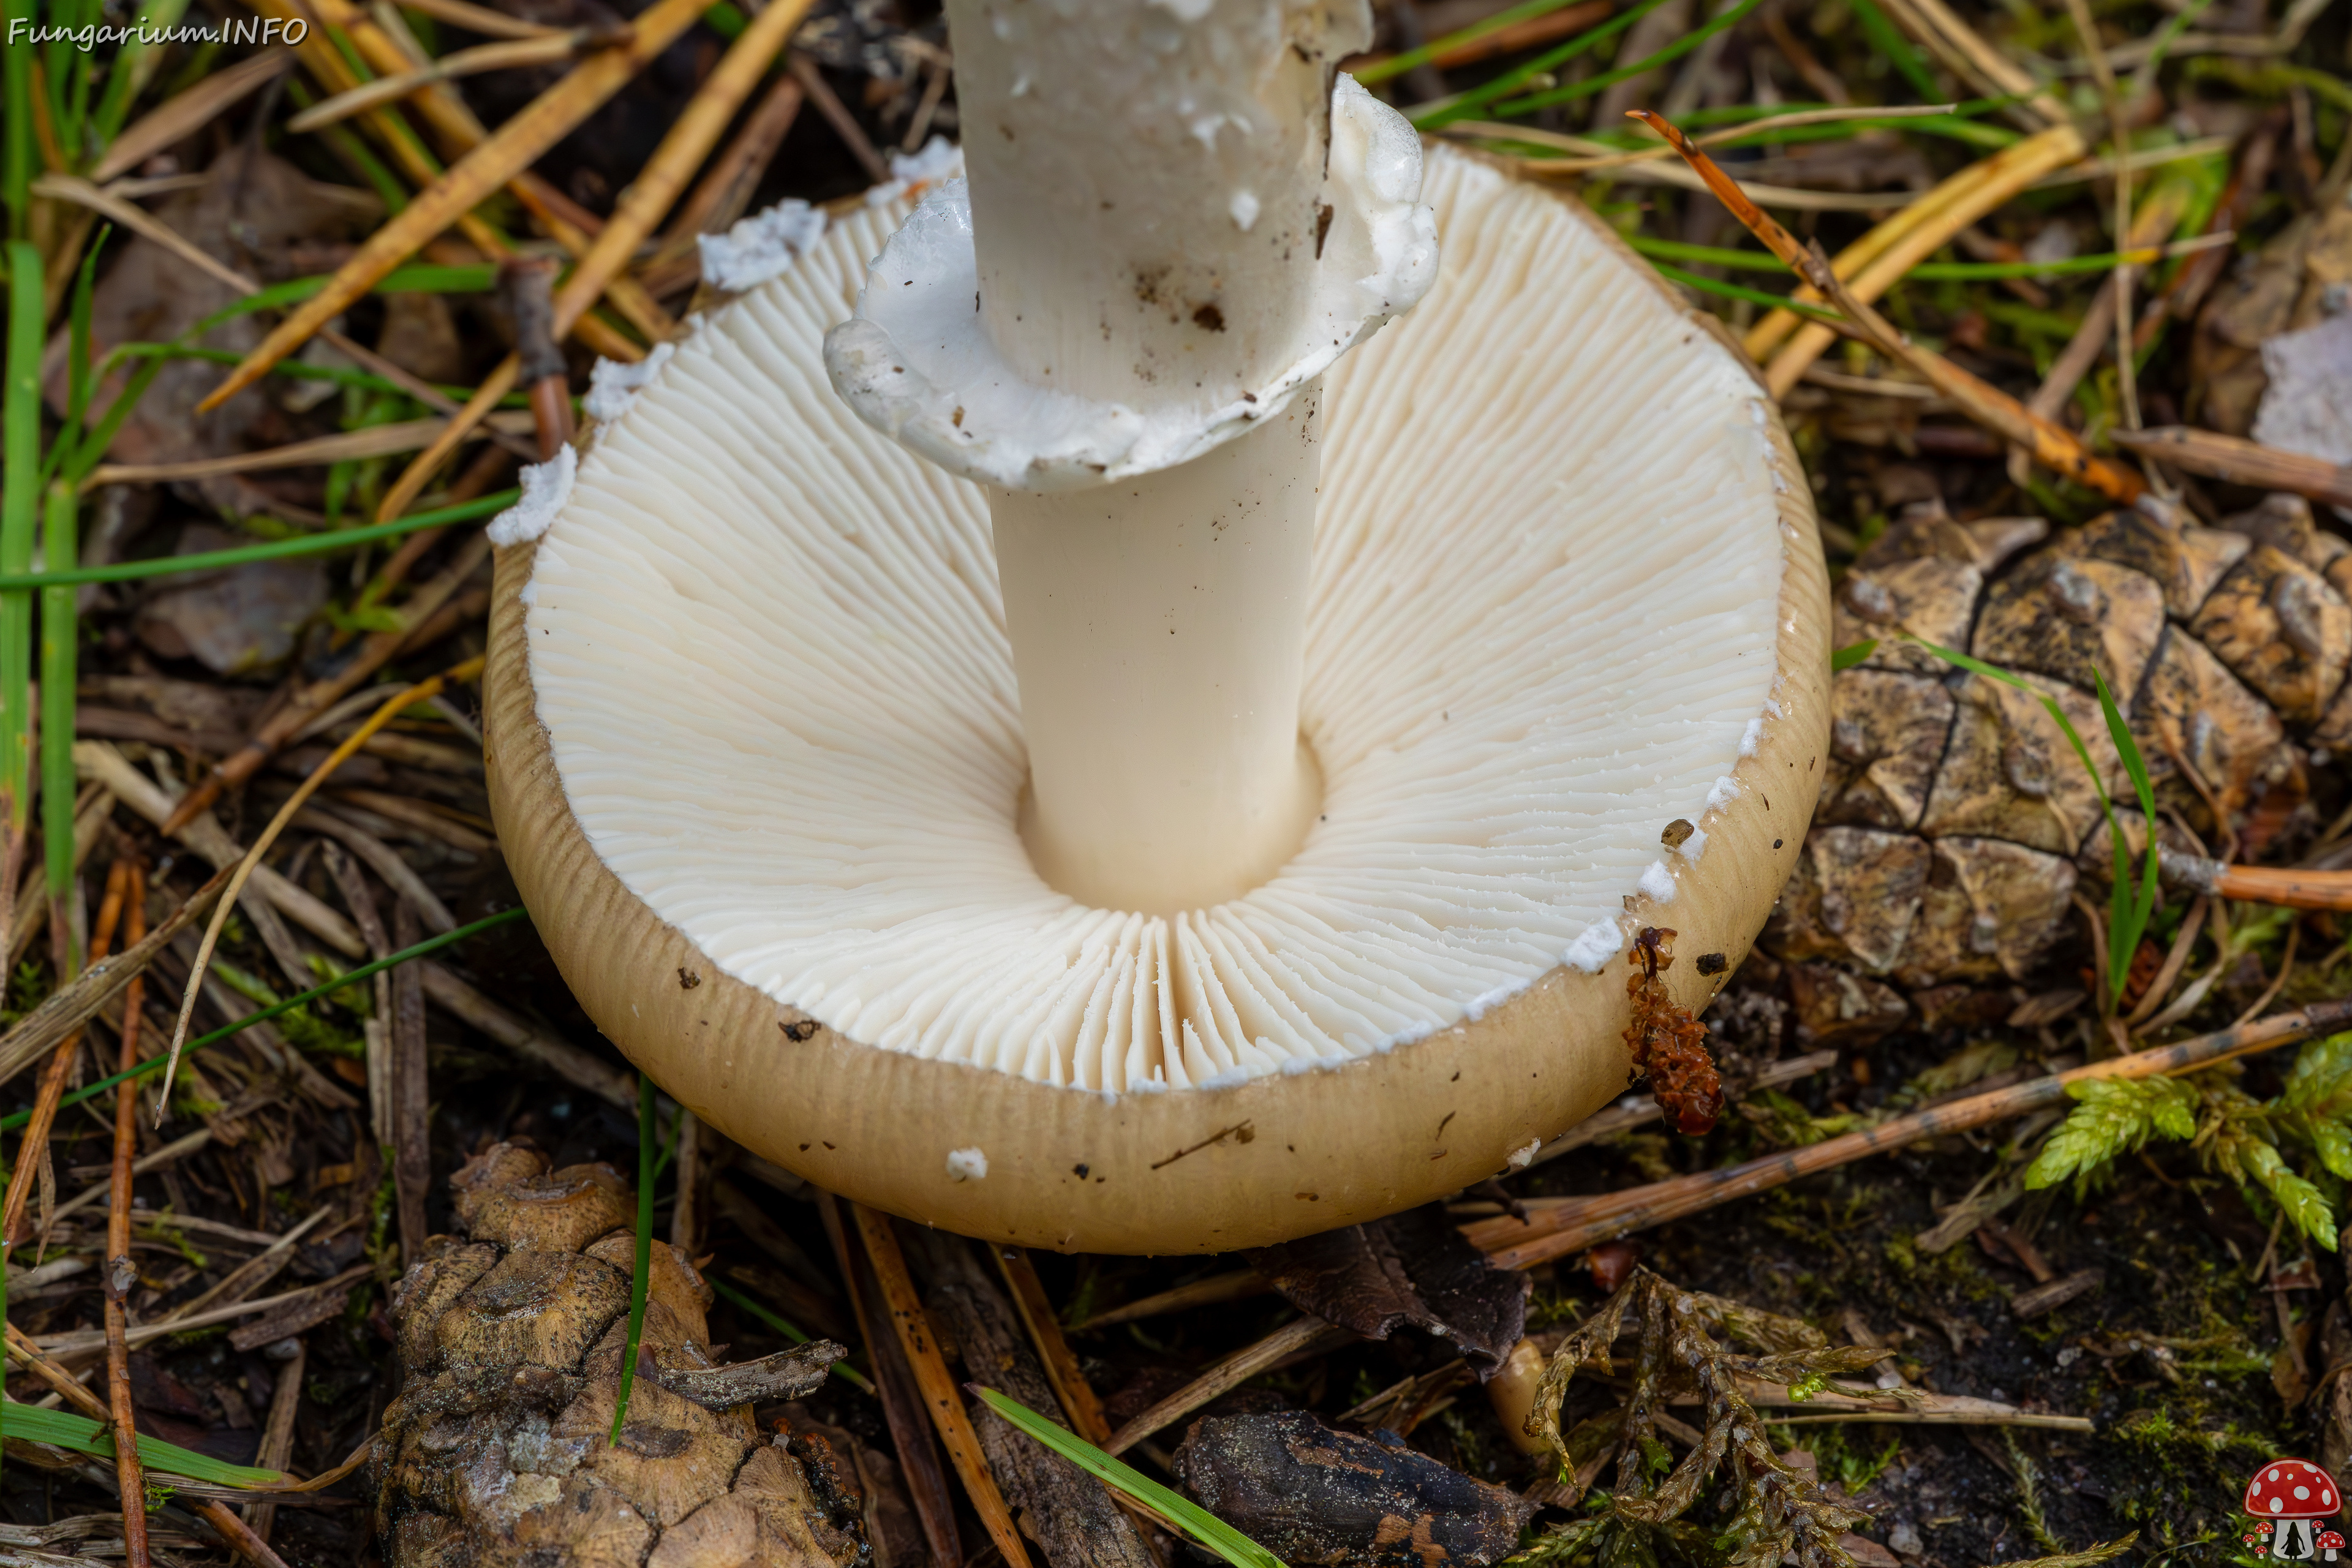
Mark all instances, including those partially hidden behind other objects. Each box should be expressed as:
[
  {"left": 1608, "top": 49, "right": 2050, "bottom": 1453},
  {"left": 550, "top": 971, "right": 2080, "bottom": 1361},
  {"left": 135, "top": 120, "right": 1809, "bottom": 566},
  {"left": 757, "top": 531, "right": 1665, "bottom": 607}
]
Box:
[{"left": 2244, "top": 1459, "right": 2343, "bottom": 1559}]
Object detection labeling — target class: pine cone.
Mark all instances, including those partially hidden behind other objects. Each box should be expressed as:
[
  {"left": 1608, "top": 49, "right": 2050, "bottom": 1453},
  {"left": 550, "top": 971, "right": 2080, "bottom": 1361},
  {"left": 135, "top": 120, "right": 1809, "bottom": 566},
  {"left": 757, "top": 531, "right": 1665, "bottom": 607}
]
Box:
[
  {"left": 369, "top": 1142, "right": 862, "bottom": 1567},
  {"left": 1765, "top": 494, "right": 2343, "bottom": 1031}
]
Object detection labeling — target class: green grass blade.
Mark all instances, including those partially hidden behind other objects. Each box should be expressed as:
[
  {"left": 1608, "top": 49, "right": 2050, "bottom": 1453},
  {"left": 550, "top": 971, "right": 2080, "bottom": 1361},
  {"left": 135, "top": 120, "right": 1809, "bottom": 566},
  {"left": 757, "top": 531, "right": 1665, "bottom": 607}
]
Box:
[
  {"left": 1832, "top": 639, "right": 1878, "bottom": 673},
  {"left": 2, "top": 241, "right": 42, "bottom": 845},
  {"left": 611, "top": 1073, "right": 656, "bottom": 1442},
  {"left": 1491, "top": 0, "right": 1766, "bottom": 116},
  {"left": 973, "top": 1388, "right": 1287, "bottom": 1568},
  {"left": 0, "top": 907, "right": 529, "bottom": 1132},
  {"left": 1, "top": 1399, "right": 288, "bottom": 1487},
  {"left": 706, "top": 1277, "right": 876, "bottom": 1392},
  {"left": 2, "top": 0, "right": 32, "bottom": 236},
  {"left": 1412, "top": 0, "right": 1680, "bottom": 127},
  {"left": 186, "top": 265, "right": 499, "bottom": 341},
  {"left": 39, "top": 480, "right": 75, "bottom": 911},
  {"left": 1646, "top": 262, "right": 1849, "bottom": 323},
  {"left": 1356, "top": 0, "right": 1591, "bottom": 87},
  {"left": 62, "top": 352, "right": 166, "bottom": 487},
  {"left": 0, "top": 491, "right": 518, "bottom": 591}
]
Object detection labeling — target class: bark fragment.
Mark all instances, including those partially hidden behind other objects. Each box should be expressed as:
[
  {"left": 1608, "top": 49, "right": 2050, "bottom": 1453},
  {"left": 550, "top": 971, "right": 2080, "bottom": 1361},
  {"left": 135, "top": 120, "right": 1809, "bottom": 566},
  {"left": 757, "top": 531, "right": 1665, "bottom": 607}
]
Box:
[
  {"left": 925, "top": 1246, "right": 1155, "bottom": 1568},
  {"left": 1173, "top": 1409, "right": 1535, "bottom": 1568}
]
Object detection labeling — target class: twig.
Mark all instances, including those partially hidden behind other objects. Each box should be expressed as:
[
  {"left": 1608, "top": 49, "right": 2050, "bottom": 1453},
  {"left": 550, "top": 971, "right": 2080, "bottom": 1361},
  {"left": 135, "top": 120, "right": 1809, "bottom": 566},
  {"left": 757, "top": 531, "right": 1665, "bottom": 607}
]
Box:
[
  {"left": 157, "top": 656, "right": 484, "bottom": 1117},
  {"left": 852, "top": 1204, "right": 1033, "bottom": 1568},
  {"left": 1635, "top": 110, "right": 2148, "bottom": 503},
  {"left": 502, "top": 258, "right": 573, "bottom": 460},
  {"left": 991, "top": 1247, "right": 1114, "bottom": 1445},
  {"left": 1102, "top": 1314, "right": 1351, "bottom": 1456},
  {"left": 104, "top": 862, "right": 146, "bottom": 1568},
  {"left": 1468, "top": 998, "right": 2352, "bottom": 1269},
  {"left": 2109, "top": 428, "right": 2352, "bottom": 509},
  {"left": 192, "top": 1501, "right": 293, "bottom": 1568}
]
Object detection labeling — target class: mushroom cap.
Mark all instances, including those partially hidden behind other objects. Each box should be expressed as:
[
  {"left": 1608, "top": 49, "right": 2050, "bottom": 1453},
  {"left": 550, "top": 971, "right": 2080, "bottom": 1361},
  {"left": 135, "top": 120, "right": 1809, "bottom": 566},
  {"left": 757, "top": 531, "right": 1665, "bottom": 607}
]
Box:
[
  {"left": 482, "top": 145, "right": 1831, "bottom": 1254},
  {"left": 2246, "top": 1460, "right": 2342, "bottom": 1518}
]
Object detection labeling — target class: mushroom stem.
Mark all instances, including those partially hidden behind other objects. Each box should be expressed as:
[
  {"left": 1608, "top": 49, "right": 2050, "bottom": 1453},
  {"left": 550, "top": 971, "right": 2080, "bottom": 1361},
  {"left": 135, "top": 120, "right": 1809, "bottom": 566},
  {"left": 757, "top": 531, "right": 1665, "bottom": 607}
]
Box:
[
  {"left": 998, "top": 391, "right": 1324, "bottom": 914},
  {"left": 944, "top": 0, "right": 1363, "bottom": 911}
]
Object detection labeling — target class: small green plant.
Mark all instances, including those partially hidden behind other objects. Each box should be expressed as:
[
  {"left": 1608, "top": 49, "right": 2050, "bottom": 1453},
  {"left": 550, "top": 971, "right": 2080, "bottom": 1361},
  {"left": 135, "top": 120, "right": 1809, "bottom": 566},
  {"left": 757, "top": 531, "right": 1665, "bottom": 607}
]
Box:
[{"left": 2026, "top": 1032, "right": 2352, "bottom": 1249}]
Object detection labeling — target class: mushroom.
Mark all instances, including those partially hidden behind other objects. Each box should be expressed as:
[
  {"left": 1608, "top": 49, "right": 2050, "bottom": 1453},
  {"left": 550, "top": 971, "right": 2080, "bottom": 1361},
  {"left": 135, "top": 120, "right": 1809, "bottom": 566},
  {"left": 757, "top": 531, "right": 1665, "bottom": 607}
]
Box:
[
  {"left": 2244, "top": 1458, "right": 2342, "bottom": 1558},
  {"left": 2322, "top": 1528, "right": 2345, "bottom": 1561},
  {"left": 482, "top": 0, "right": 1828, "bottom": 1253}
]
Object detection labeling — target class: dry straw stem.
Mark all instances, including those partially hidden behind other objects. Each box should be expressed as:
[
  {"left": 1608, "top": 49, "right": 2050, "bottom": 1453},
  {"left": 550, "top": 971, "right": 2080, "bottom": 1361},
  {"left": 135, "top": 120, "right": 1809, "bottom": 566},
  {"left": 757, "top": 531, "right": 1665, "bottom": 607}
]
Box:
[
  {"left": 1103, "top": 1314, "right": 1351, "bottom": 1456},
  {"left": 2112, "top": 426, "right": 2352, "bottom": 508},
  {"left": 1522, "top": 102, "right": 1961, "bottom": 173},
  {"left": 288, "top": 32, "right": 615, "bottom": 134},
  {"left": 1877, "top": 0, "right": 2071, "bottom": 124},
  {"left": 1469, "top": 996, "right": 2352, "bottom": 1269},
  {"left": 156, "top": 656, "right": 484, "bottom": 1117},
  {"left": 0, "top": 858, "right": 129, "bottom": 1247},
  {"left": 851, "top": 1204, "right": 1035, "bottom": 1568},
  {"left": 302, "top": 0, "right": 672, "bottom": 345},
  {"left": 991, "top": 1247, "right": 1115, "bottom": 1445},
  {"left": 1743, "top": 123, "right": 2086, "bottom": 365},
  {"left": 1453, "top": 123, "right": 1920, "bottom": 209},
  {"left": 90, "top": 48, "right": 293, "bottom": 183},
  {"left": 1637, "top": 112, "right": 2146, "bottom": 501},
  {"left": 1756, "top": 124, "right": 2090, "bottom": 396},
  {"left": 374, "top": 0, "right": 813, "bottom": 521},
  {"left": 390, "top": 0, "right": 568, "bottom": 41},
  {"left": 83, "top": 412, "right": 537, "bottom": 489},
  {"left": 197, "top": 0, "right": 715, "bottom": 414}
]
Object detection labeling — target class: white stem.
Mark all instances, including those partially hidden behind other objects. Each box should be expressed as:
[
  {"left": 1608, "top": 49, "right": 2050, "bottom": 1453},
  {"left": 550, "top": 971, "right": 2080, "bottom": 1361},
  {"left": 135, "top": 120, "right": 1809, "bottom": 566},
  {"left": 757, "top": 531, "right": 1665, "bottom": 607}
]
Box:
[
  {"left": 832, "top": 0, "right": 1436, "bottom": 914},
  {"left": 945, "top": 0, "right": 1365, "bottom": 912},
  {"left": 999, "top": 386, "right": 1324, "bottom": 915}
]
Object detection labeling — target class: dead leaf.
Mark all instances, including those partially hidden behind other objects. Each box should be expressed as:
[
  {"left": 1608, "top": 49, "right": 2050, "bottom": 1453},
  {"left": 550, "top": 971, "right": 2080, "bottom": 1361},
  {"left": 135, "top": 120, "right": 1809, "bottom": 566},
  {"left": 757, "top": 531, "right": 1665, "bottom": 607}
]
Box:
[{"left": 1245, "top": 1204, "right": 1530, "bottom": 1380}]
